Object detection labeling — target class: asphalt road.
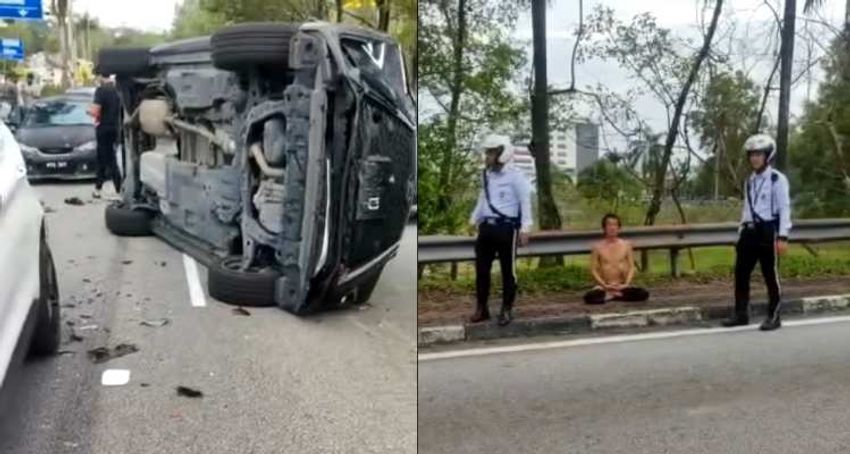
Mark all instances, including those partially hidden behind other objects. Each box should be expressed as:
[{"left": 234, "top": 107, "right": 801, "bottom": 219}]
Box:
[
  {"left": 0, "top": 182, "right": 416, "bottom": 454},
  {"left": 419, "top": 317, "right": 850, "bottom": 454}
]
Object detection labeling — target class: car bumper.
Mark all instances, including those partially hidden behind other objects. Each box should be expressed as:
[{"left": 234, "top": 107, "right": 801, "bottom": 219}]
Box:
[{"left": 23, "top": 151, "right": 98, "bottom": 180}]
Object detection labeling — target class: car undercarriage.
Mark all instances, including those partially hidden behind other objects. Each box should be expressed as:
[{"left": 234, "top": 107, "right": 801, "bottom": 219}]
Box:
[{"left": 96, "top": 22, "right": 415, "bottom": 314}]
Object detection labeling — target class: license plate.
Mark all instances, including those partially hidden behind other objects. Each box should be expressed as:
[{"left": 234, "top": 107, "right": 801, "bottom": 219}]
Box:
[{"left": 45, "top": 161, "right": 68, "bottom": 169}]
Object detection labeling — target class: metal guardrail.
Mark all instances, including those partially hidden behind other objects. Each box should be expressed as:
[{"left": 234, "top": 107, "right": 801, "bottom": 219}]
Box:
[{"left": 419, "top": 219, "right": 850, "bottom": 276}]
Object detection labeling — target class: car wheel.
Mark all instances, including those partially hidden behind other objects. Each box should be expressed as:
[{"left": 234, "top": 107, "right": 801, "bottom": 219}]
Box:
[
  {"left": 207, "top": 257, "right": 280, "bottom": 307},
  {"left": 29, "top": 233, "right": 60, "bottom": 356},
  {"left": 96, "top": 47, "right": 152, "bottom": 76},
  {"left": 211, "top": 23, "right": 299, "bottom": 72},
  {"left": 105, "top": 203, "right": 153, "bottom": 237}
]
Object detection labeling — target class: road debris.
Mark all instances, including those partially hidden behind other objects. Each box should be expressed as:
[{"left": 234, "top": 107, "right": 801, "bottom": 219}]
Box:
[
  {"left": 101, "top": 369, "right": 131, "bottom": 386},
  {"left": 69, "top": 332, "right": 84, "bottom": 342},
  {"left": 176, "top": 386, "right": 203, "bottom": 398},
  {"left": 65, "top": 320, "right": 75, "bottom": 326},
  {"left": 140, "top": 383, "right": 150, "bottom": 388},
  {"left": 82, "top": 278, "right": 91, "bottom": 283},
  {"left": 79, "top": 314, "right": 92, "bottom": 319},
  {"left": 64, "top": 197, "right": 85, "bottom": 206},
  {"left": 87, "top": 343, "right": 139, "bottom": 364},
  {"left": 232, "top": 307, "right": 251, "bottom": 316},
  {"left": 122, "top": 260, "right": 133, "bottom": 265},
  {"left": 57, "top": 350, "right": 76, "bottom": 356},
  {"left": 140, "top": 318, "right": 170, "bottom": 328},
  {"left": 43, "top": 206, "right": 56, "bottom": 213},
  {"left": 62, "top": 303, "right": 76, "bottom": 309},
  {"left": 78, "top": 324, "right": 98, "bottom": 331}
]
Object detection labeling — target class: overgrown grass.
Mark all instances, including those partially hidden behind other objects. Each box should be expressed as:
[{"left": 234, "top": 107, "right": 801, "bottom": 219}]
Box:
[
  {"left": 556, "top": 198, "right": 742, "bottom": 229},
  {"left": 419, "top": 242, "right": 850, "bottom": 295}
]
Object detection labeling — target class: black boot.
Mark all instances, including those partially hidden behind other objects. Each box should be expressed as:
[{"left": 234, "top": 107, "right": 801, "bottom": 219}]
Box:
[
  {"left": 721, "top": 315, "right": 749, "bottom": 327},
  {"left": 497, "top": 307, "right": 513, "bottom": 326},
  {"left": 469, "top": 307, "right": 490, "bottom": 324},
  {"left": 759, "top": 315, "right": 781, "bottom": 331}
]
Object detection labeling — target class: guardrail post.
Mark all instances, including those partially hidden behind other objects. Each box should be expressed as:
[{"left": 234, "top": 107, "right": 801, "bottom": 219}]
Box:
[
  {"left": 418, "top": 264, "right": 424, "bottom": 280},
  {"left": 670, "top": 247, "right": 680, "bottom": 278},
  {"left": 450, "top": 262, "right": 458, "bottom": 281}
]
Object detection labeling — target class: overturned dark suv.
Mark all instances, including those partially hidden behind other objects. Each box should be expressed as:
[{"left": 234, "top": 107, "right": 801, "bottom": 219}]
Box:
[{"left": 96, "top": 22, "right": 415, "bottom": 314}]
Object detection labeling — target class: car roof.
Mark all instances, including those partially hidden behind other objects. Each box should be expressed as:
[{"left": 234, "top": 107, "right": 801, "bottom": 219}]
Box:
[{"left": 33, "top": 95, "right": 91, "bottom": 104}]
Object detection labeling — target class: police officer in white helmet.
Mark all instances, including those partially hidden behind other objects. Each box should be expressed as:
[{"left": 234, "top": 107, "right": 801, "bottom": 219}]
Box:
[
  {"left": 469, "top": 134, "right": 533, "bottom": 326},
  {"left": 722, "top": 133, "right": 792, "bottom": 331}
]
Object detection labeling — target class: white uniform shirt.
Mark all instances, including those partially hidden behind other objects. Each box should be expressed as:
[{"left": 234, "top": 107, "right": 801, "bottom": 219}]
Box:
[
  {"left": 470, "top": 165, "right": 534, "bottom": 233},
  {"left": 739, "top": 165, "right": 792, "bottom": 238}
]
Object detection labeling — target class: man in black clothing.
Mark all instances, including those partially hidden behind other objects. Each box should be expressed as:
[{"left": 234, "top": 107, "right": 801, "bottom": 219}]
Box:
[{"left": 88, "top": 74, "right": 122, "bottom": 198}]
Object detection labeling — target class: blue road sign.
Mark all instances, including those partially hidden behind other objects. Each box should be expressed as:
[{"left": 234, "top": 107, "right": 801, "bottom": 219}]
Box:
[
  {"left": 0, "top": 0, "right": 43, "bottom": 21},
  {"left": 0, "top": 38, "right": 23, "bottom": 61}
]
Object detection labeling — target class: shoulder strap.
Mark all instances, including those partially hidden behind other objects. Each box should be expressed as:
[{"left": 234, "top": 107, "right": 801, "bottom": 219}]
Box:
[
  {"left": 482, "top": 169, "right": 512, "bottom": 220},
  {"left": 745, "top": 175, "right": 757, "bottom": 221},
  {"left": 771, "top": 170, "right": 779, "bottom": 218}
]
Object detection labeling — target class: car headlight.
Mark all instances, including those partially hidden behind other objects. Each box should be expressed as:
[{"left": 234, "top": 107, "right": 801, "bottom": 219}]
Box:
[
  {"left": 75, "top": 140, "right": 97, "bottom": 152},
  {"left": 19, "top": 143, "right": 38, "bottom": 157}
]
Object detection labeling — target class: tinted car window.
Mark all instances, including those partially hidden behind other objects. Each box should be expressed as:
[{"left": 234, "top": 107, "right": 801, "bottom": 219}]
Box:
[{"left": 24, "top": 101, "right": 92, "bottom": 127}]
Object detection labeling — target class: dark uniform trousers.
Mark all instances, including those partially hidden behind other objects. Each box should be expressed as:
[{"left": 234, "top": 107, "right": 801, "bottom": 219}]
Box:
[
  {"left": 95, "top": 127, "right": 122, "bottom": 192},
  {"left": 475, "top": 220, "right": 518, "bottom": 315},
  {"left": 734, "top": 221, "right": 782, "bottom": 320}
]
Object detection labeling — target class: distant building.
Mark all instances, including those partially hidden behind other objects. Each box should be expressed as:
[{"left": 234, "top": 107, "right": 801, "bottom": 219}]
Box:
[{"left": 509, "top": 121, "right": 600, "bottom": 184}]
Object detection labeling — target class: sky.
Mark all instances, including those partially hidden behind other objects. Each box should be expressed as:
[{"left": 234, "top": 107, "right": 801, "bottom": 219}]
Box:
[
  {"left": 421, "top": 0, "right": 848, "bottom": 158},
  {"left": 534, "top": 0, "right": 846, "bottom": 156},
  {"left": 73, "top": 0, "right": 180, "bottom": 33}
]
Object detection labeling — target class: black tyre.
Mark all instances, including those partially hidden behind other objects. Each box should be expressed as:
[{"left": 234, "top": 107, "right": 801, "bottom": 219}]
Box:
[
  {"left": 105, "top": 203, "right": 153, "bottom": 237},
  {"left": 208, "top": 257, "right": 281, "bottom": 307},
  {"left": 211, "top": 23, "right": 299, "bottom": 72},
  {"left": 30, "top": 233, "right": 60, "bottom": 356},
  {"left": 96, "top": 47, "right": 152, "bottom": 76}
]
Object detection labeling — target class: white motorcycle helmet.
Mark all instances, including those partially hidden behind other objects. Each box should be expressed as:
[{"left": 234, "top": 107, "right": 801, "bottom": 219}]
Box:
[
  {"left": 744, "top": 133, "right": 776, "bottom": 162},
  {"left": 480, "top": 134, "right": 514, "bottom": 164}
]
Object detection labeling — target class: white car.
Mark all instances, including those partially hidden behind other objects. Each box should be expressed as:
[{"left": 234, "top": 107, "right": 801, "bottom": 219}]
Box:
[{"left": 0, "top": 120, "right": 60, "bottom": 388}]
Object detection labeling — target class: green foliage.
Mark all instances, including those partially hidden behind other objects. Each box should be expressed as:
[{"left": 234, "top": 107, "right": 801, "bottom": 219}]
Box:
[
  {"left": 200, "top": 0, "right": 324, "bottom": 22},
  {"left": 417, "top": 119, "right": 479, "bottom": 234},
  {"left": 419, "top": 0, "right": 528, "bottom": 234},
  {"left": 689, "top": 70, "right": 761, "bottom": 199},
  {"left": 171, "top": 0, "right": 226, "bottom": 39},
  {"left": 789, "top": 36, "right": 850, "bottom": 218},
  {"left": 0, "top": 20, "right": 51, "bottom": 55},
  {"left": 576, "top": 159, "right": 642, "bottom": 209}
]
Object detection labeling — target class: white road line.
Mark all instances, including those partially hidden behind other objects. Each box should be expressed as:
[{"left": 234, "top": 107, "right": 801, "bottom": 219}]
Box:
[
  {"left": 182, "top": 254, "right": 206, "bottom": 307},
  {"left": 418, "top": 314, "right": 850, "bottom": 362}
]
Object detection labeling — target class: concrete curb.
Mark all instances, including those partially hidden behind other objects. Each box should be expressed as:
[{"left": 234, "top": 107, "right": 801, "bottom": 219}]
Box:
[{"left": 418, "top": 293, "right": 850, "bottom": 347}]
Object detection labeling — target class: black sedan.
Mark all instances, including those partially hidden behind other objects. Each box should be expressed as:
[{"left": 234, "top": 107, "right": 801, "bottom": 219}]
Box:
[{"left": 14, "top": 96, "right": 98, "bottom": 180}]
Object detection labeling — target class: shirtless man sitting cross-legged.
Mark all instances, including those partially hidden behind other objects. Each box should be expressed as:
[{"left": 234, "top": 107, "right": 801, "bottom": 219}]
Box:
[{"left": 584, "top": 213, "right": 650, "bottom": 305}]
